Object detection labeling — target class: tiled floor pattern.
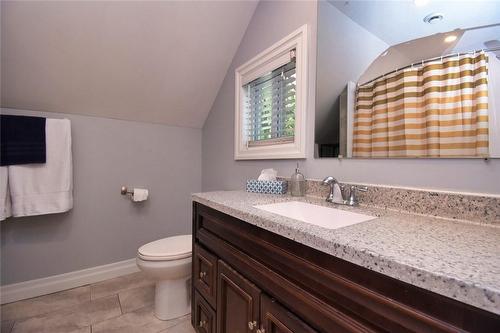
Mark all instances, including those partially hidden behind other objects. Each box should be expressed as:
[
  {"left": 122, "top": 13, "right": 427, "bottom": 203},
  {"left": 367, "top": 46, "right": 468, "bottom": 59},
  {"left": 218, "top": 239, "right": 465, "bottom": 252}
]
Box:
[{"left": 0, "top": 272, "right": 195, "bottom": 333}]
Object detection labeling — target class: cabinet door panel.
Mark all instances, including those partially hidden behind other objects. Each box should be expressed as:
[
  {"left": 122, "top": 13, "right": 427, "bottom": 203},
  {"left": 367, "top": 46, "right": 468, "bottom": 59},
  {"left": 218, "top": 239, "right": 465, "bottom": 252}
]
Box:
[
  {"left": 194, "top": 244, "right": 218, "bottom": 308},
  {"left": 217, "top": 260, "right": 261, "bottom": 333},
  {"left": 261, "top": 294, "right": 318, "bottom": 333},
  {"left": 193, "top": 291, "right": 216, "bottom": 333}
]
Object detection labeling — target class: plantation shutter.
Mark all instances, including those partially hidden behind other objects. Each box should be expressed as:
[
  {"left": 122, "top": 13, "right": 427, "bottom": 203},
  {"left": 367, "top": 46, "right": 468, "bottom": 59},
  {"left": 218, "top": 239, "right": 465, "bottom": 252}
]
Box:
[{"left": 244, "top": 54, "right": 297, "bottom": 147}]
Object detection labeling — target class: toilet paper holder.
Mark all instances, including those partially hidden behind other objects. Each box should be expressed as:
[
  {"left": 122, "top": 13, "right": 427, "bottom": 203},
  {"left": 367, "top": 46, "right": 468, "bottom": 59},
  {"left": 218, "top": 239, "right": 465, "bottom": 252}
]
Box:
[
  {"left": 121, "top": 186, "right": 149, "bottom": 202},
  {"left": 120, "top": 186, "right": 134, "bottom": 196}
]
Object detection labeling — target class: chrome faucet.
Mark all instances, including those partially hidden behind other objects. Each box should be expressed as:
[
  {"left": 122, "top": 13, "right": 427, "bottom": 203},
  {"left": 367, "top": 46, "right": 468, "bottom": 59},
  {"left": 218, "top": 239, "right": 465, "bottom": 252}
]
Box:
[
  {"left": 322, "top": 176, "right": 345, "bottom": 203},
  {"left": 322, "top": 176, "right": 368, "bottom": 206}
]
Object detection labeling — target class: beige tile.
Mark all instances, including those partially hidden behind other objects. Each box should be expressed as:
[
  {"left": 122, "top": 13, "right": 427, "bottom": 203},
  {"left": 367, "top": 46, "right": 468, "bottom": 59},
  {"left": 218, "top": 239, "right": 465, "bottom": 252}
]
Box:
[
  {"left": 118, "top": 285, "right": 155, "bottom": 313},
  {"left": 90, "top": 272, "right": 154, "bottom": 300},
  {"left": 1, "top": 286, "right": 90, "bottom": 321},
  {"left": 12, "top": 319, "right": 90, "bottom": 333},
  {"left": 160, "top": 319, "right": 195, "bottom": 333},
  {"left": 92, "top": 306, "right": 188, "bottom": 333},
  {"left": 12, "top": 295, "right": 121, "bottom": 333},
  {"left": 1, "top": 321, "right": 14, "bottom": 333}
]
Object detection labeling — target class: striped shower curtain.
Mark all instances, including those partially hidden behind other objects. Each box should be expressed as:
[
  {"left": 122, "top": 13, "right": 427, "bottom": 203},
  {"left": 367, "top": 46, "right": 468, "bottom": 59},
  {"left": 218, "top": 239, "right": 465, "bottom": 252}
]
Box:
[{"left": 354, "top": 52, "right": 489, "bottom": 157}]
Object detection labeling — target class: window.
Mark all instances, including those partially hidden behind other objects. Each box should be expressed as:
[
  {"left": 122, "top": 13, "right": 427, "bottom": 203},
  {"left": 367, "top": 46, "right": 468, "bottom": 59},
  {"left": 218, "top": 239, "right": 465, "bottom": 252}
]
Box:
[
  {"left": 234, "top": 25, "right": 308, "bottom": 160},
  {"left": 245, "top": 57, "right": 296, "bottom": 146}
]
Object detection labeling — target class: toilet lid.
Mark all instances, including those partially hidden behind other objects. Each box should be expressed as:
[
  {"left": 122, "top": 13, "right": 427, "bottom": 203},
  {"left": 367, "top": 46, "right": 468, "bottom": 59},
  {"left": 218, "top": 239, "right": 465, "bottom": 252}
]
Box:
[{"left": 138, "top": 234, "right": 192, "bottom": 261}]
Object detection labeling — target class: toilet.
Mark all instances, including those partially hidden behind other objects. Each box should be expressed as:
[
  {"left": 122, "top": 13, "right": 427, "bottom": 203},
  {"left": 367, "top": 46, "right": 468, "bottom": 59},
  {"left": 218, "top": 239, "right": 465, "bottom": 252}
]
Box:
[{"left": 136, "top": 234, "right": 192, "bottom": 320}]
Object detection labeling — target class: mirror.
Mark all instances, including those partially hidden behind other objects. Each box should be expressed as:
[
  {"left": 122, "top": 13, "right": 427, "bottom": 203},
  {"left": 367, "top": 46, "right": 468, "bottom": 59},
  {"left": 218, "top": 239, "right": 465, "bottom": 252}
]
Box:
[{"left": 315, "top": 0, "right": 500, "bottom": 158}]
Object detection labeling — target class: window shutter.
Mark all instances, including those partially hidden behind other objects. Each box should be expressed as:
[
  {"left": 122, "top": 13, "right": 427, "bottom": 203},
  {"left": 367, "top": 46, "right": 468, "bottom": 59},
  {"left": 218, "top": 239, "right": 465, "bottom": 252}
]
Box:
[{"left": 244, "top": 59, "right": 296, "bottom": 146}]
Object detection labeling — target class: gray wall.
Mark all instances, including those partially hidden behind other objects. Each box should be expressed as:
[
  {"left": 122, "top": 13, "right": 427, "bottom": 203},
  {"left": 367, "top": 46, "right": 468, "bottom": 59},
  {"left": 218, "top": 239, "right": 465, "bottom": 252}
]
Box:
[
  {"left": 315, "top": 1, "right": 388, "bottom": 144},
  {"left": 202, "top": 0, "right": 500, "bottom": 195},
  {"left": 1, "top": 108, "right": 201, "bottom": 285}
]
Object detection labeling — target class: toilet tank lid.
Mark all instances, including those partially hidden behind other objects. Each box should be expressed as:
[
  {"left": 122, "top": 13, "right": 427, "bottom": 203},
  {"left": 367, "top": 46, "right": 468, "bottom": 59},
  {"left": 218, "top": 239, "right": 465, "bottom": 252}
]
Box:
[{"left": 138, "top": 234, "right": 192, "bottom": 259}]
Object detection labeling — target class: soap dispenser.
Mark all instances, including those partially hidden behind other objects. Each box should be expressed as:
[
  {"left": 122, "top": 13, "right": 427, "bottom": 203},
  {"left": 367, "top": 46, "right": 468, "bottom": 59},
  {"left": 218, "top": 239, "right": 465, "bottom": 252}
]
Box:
[{"left": 290, "top": 163, "right": 306, "bottom": 197}]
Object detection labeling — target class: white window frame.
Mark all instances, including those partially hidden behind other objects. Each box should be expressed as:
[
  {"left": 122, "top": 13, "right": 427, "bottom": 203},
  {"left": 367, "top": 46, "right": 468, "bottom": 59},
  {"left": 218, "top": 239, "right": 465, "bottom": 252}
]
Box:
[{"left": 234, "top": 24, "right": 308, "bottom": 160}]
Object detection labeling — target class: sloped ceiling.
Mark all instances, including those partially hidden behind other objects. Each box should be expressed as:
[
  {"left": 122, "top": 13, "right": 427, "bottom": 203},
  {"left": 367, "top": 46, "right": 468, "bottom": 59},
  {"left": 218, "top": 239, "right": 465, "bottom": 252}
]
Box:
[
  {"left": 330, "top": 0, "right": 500, "bottom": 46},
  {"left": 1, "top": 1, "right": 257, "bottom": 128}
]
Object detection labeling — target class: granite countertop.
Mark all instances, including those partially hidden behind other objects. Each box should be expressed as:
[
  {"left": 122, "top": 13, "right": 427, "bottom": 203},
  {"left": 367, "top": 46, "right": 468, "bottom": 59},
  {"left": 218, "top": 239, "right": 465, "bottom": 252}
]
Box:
[{"left": 192, "top": 190, "right": 500, "bottom": 315}]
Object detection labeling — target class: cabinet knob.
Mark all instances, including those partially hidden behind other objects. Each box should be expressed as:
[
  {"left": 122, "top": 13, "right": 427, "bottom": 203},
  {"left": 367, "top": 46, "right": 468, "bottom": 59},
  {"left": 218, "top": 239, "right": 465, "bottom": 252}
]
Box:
[
  {"left": 198, "top": 320, "right": 207, "bottom": 328},
  {"left": 248, "top": 321, "right": 257, "bottom": 330},
  {"left": 199, "top": 271, "right": 207, "bottom": 279}
]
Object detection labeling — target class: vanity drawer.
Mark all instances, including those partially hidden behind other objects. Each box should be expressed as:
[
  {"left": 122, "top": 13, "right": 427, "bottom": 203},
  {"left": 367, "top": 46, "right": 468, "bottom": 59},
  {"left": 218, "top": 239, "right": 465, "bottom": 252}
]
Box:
[
  {"left": 193, "top": 244, "right": 217, "bottom": 308},
  {"left": 193, "top": 290, "right": 216, "bottom": 333}
]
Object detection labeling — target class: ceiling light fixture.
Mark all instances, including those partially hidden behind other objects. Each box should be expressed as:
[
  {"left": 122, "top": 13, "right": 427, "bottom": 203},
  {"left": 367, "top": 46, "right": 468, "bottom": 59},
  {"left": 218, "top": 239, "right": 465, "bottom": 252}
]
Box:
[
  {"left": 423, "top": 13, "right": 444, "bottom": 24},
  {"left": 414, "top": 0, "right": 430, "bottom": 6},
  {"left": 444, "top": 35, "right": 458, "bottom": 43}
]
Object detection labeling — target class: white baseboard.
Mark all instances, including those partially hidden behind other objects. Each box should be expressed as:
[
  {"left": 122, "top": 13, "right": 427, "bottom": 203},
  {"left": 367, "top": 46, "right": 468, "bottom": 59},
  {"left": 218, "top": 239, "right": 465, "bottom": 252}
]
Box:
[{"left": 0, "top": 258, "right": 140, "bottom": 304}]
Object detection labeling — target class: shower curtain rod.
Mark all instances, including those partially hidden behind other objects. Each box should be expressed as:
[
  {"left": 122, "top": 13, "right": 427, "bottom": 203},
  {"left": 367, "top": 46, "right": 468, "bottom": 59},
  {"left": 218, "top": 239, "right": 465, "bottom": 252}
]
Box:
[{"left": 359, "top": 46, "right": 500, "bottom": 87}]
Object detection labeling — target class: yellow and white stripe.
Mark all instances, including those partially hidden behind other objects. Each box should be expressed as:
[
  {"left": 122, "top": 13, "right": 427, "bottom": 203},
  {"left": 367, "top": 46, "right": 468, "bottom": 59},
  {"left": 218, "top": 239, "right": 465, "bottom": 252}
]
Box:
[{"left": 354, "top": 52, "right": 489, "bottom": 157}]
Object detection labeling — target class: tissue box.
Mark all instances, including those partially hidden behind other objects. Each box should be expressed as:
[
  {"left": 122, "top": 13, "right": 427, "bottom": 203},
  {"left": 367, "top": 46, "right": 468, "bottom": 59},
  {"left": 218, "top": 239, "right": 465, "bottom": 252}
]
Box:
[{"left": 246, "top": 179, "right": 288, "bottom": 195}]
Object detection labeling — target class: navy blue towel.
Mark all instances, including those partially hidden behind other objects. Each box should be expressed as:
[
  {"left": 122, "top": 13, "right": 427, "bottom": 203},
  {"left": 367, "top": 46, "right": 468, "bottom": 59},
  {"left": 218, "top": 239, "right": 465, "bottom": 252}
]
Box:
[{"left": 1, "top": 115, "right": 46, "bottom": 166}]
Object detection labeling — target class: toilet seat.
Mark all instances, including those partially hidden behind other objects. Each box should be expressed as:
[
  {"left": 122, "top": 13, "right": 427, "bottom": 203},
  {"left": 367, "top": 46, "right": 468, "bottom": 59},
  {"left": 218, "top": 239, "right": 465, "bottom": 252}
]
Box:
[{"left": 138, "top": 234, "right": 192, "bottom": 261}]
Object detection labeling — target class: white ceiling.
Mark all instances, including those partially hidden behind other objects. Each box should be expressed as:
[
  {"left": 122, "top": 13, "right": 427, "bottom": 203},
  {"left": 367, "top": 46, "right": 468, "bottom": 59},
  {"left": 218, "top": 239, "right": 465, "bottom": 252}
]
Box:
[
  {"left": 1, "top": 1, "right": 258, "bottom": 128},
  {"left": 330, "top": 0, "right": 500, "bottom": 46},
  {"left": 359, "top": 24, "right": 500, "bottom": 83}
]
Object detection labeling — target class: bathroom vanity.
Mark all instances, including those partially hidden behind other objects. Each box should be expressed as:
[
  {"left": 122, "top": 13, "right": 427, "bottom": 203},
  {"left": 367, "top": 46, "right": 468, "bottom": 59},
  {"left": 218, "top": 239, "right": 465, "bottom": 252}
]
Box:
[{"left": 190, "top": 191, "right": 500, "bottom": 333}]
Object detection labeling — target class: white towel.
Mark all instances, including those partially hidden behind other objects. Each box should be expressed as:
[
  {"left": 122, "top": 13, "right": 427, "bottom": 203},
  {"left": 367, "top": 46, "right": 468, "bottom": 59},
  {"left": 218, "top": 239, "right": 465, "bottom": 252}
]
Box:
[
  {"left": 8, "top": 119, "right": 73, "bottom": 217},
  {"left": 0, "top": 167, "right": 12, "bottom": 221}
]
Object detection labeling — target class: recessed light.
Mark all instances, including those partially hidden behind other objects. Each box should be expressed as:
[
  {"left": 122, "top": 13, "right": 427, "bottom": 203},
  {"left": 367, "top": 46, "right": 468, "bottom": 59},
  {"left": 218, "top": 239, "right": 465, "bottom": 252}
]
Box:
[
  {"left": 444, "top": 35, "right": 457, "bottom": 43},
  {"left": 414, "top": 0, "right": 430, "bottom": 6},
  {"left": 423, "top": 13, "right": 444, "bottom": 24}
]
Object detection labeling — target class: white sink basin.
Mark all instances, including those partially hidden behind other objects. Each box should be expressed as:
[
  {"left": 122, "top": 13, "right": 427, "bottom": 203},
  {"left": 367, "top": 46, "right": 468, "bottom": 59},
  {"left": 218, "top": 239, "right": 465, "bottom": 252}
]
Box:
[{"left": 254, "top": 201, "right": 376, "bottom": 230}]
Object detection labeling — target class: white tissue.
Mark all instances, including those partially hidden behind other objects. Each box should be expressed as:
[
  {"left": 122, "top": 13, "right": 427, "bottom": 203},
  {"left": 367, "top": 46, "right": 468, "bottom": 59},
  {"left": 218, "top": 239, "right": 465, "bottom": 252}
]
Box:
[
  {"left": 258, "top": 168, "right": 278, "bottom": 181},
  {"left": 132, "top": 188, "right": 149, "bottom": 202}
]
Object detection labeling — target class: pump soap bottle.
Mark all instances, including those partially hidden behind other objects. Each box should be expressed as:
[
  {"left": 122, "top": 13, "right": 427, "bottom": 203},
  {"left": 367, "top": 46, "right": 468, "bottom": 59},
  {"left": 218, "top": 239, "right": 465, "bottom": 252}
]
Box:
[{"left": 290, "top": 163, "right": 306, "bottom": 197}]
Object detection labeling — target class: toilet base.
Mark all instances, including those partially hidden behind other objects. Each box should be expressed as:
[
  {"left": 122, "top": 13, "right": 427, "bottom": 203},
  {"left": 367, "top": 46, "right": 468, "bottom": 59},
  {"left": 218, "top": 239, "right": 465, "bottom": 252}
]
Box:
[{"left": 154, "top": 276, "right": 191, "bottom": 320}]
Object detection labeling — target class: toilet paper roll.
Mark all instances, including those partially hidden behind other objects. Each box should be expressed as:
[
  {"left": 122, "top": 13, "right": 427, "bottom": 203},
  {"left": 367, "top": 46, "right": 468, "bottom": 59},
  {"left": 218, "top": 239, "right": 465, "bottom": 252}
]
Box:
[{"left": 132, "top": 188, "right": 149, "bottom": 202}]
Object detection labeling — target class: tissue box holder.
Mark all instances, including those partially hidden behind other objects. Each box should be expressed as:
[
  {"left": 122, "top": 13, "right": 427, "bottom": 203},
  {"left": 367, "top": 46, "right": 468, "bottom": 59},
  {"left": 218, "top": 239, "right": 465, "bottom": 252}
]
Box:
[{"left": 246, "top": 179, "right": 288, "bottom": 195}]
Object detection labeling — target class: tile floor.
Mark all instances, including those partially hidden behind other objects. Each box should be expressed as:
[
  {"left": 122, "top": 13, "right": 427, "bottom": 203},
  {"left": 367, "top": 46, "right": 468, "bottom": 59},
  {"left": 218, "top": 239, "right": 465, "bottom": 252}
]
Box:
[{"left": 0, "top": 272, "right": 195, "bottom": 333}]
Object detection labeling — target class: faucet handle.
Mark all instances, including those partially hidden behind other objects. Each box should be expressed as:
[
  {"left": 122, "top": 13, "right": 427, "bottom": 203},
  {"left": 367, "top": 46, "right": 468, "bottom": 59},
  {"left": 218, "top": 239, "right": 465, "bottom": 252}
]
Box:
[
  {"left": 352, "top": 185, "right": 368, "bottom": 192},
  {"left": 348, "top": 185, "right": 368, "bottom": 206}
]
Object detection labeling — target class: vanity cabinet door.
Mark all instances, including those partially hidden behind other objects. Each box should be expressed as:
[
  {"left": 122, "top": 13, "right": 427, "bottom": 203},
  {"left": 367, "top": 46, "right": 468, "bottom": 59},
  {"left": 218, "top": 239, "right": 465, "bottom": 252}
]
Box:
[
  {"left": 217, "top": 260, "right": 261, "bottom": 333},
  {"left": 193, "top": 291, "right": 216, "bottom": 333},
  {"left": 260, "top": 294, "right": 318, "bottom": 333}
]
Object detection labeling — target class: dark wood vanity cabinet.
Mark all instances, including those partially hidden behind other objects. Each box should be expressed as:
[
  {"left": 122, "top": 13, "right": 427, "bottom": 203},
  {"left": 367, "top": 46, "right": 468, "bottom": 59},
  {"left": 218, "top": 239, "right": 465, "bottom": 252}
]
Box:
[
  {"left": 193, "top": 291, "right": 216, "bottom": 333},
  {"left": 194, "top": 244, "right": 218, "bottom": 308},
  {"left": 260, "top": 294, "right": 318, "bottom": 333},
  {"left": 217, "top": 260, "right": 261, "bottom": 333},
  {"left": 191, "top": 202, "right": 500, "bottom": 333},
  {"left": 216, "top": 259, "right": 316, "bottom": 333}
]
